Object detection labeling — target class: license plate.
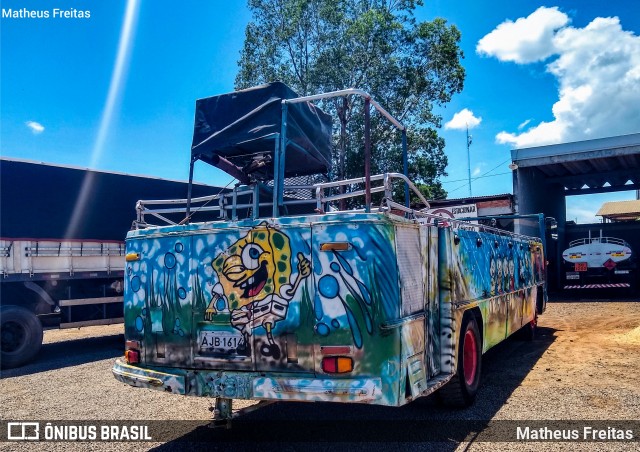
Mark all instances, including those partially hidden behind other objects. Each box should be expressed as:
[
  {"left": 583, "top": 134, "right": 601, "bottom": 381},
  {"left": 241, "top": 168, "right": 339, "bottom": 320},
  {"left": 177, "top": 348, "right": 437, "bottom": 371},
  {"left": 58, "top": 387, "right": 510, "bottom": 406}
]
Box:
[
  {"left": 614, "top": 270, "right": 630, "bottom": 275},
  {"left": 574, "top": 262, "right": 587, "bottom": 272},
  {"left": 566, "top": 272, "right": 580, "bottom": 280},
  {"left": 198, "top": 331, "right": 245, "bottom": 353}
]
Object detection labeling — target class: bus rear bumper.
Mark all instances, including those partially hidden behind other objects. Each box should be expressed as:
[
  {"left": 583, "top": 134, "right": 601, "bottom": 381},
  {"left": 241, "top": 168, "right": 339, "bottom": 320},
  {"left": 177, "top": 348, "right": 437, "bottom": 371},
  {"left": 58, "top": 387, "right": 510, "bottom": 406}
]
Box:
[
  {"left": 113, "top": 358, "right": 187, "bottom": 394},
  {"left": 113, "top": 358, "right": 383, "bottom": 403}
]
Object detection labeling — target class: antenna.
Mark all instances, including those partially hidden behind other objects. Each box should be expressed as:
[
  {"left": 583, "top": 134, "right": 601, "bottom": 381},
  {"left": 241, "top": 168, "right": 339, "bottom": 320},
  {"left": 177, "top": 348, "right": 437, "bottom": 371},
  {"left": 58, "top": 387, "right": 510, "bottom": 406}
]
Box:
[{"left": 466, "top": 124, "right": 473, "bottom": 197}]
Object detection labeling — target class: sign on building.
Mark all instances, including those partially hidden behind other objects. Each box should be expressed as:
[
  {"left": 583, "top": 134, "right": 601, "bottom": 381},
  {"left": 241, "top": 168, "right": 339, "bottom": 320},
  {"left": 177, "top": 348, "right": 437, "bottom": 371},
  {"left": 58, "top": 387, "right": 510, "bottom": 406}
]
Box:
[{"left": 421, "top": 204, "right": 478, "bottom": 226}]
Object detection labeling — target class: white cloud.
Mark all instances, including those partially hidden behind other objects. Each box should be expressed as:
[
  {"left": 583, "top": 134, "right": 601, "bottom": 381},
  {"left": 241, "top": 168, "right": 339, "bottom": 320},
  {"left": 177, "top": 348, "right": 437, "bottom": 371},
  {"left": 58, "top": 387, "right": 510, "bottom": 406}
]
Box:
[
  {"left": 517, "top": 119, "right": 531, "bottom": 130},
  {"left": 477, "top": 7, "right": 569, "bottom": 63},
  {"left": 482, "top": 9, "right": 640, "bottom": 148},
  {"left": 496, "top": 120, "right": 564, "bottom": 147},
  {"left": 472, "top": 166, "right": 482, "bottom": 177},
  {"left": 566, "top": 205, "right": 600, "bottom": 224},
  {"left": 444, "top": 108, "right": 482, "bottom": 130},
  {"left": 566, "top": 191, "right": 637, "bottom": 224},
  {"left": 25, "top": 121, "right": 45, "bottom": 134}
]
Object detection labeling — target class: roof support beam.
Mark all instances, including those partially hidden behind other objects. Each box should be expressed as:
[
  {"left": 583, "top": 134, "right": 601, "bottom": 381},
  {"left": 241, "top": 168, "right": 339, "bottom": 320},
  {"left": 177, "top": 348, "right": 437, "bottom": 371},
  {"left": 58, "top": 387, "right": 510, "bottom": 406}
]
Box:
[
  {"left": 547, "top": 167, "right": 640, "bottom": 188},
  {"left": 564, "top": 183, "right": 640, "bottom": 196}
]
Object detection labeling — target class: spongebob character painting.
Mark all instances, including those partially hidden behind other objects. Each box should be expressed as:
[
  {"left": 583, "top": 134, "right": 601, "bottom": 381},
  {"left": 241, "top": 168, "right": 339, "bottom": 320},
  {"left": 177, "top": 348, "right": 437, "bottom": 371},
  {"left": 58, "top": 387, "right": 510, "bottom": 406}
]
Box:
[{"left": 205, "top": 223, "right": 311, "bottom": 358}]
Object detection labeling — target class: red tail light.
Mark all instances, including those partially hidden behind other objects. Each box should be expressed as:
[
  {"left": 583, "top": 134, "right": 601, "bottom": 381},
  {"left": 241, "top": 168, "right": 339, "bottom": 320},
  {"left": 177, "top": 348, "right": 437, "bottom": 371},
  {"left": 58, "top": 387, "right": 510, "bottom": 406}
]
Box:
[
  {"left": 125, "top": 340, "right": 141, "bottom": 364},
  {"left": 322, "top": 356, "right": 353, "bottom": 373},
  {"left": 125, "top": 349, "right": 139, "bottom": 364}
]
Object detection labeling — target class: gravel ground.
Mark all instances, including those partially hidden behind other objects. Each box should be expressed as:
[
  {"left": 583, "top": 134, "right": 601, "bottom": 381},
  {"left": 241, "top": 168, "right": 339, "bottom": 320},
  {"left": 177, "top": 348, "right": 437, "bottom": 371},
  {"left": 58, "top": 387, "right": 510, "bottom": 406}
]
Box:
[{"left": 1, "top": 300, "right": 639, "bottom": 451}]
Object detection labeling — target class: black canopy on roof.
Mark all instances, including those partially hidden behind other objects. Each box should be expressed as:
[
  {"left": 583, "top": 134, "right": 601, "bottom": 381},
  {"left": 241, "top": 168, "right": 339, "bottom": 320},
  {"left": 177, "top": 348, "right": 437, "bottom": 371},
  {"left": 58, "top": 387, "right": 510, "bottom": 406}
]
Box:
[{"left": 191, "top": 82, "right": 332, "bottom": 181}]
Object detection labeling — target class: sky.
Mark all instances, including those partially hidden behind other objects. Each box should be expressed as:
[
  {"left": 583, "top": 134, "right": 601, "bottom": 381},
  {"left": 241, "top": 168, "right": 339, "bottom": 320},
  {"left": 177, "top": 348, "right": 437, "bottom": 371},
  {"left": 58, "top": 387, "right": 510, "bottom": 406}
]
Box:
[{"left": 1, "top": 0, "right": 639, "bottom": 223}]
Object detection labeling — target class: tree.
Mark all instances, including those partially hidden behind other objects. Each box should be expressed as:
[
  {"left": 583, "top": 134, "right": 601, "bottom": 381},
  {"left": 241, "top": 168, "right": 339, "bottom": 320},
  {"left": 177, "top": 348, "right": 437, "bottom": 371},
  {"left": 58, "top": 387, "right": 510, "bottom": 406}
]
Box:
[{"left": 236, "top": 0, "right": 465, "bottom": 203}]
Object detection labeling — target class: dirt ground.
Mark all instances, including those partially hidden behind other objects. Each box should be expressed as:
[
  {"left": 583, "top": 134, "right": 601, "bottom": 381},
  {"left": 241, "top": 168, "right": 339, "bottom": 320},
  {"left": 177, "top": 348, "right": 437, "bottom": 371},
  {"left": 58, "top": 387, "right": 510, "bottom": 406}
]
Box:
[
  {"left": 516, "top": 301, "right": 640, "bottom": 419},
  {"left": 1, "top": 300, "right": 639, "bottom": 450}
]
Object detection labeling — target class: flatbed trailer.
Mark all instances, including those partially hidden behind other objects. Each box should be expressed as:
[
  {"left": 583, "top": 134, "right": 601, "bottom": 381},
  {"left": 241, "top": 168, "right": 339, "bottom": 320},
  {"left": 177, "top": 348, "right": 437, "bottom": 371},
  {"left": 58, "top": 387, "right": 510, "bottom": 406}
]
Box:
[{"left": 0, "top": 158, "right": 223, "bottom": 368}]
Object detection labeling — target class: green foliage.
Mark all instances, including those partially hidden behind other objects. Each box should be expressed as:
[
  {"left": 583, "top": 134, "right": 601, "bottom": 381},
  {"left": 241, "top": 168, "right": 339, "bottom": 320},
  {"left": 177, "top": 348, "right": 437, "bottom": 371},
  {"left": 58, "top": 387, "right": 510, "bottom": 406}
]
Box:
[
  {"left": 192, "top": 273, "right": 207, "bottom": 313},
  {"left": 236, "top": 0, "right": 465, "bottom": 201}
]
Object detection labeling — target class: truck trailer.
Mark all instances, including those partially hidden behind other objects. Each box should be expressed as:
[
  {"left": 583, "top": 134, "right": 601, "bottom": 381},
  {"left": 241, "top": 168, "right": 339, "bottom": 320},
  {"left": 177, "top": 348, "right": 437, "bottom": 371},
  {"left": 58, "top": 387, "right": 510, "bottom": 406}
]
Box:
[
  {"left": 0, "top": 158, "right": 223, "bottom": 368},
  {"left": 562, "top": 229, "right": 635, "bottom": 289}
]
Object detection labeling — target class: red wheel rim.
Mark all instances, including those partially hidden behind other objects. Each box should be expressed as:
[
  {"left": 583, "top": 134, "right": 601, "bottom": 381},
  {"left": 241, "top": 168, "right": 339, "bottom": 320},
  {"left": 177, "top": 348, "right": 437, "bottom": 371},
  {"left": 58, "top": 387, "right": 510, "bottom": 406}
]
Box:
[{"left": 463, "top": 329, "right": 478, "bottom": 386}]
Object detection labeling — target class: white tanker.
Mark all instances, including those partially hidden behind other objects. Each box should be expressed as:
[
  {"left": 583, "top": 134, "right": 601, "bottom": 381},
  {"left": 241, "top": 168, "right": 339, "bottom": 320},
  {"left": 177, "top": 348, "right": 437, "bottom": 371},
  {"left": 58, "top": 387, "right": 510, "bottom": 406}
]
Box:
[{"left": 562, "top": 230, "right": 634, "bottom": 288}]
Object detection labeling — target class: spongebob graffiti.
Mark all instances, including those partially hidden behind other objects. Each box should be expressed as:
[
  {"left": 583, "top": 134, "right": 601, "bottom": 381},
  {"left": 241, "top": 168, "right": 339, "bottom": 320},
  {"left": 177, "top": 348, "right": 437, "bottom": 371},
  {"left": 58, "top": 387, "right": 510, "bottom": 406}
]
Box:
[{"left": 204, "top": 223, "right": 311, "bottom": 358}]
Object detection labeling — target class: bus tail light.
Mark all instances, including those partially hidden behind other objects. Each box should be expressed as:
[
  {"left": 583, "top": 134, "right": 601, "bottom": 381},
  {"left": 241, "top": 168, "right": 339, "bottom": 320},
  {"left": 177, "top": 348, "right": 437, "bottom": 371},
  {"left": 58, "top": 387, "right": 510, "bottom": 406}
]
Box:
[
  {"left": 322, "top": 356, "right": 353, "bottom": 373},
  {"left": 125, "top": 340, "right": 141, "bottom": 364},
  {"left": 125, "top": 349, "right": 140, "bottom": 364}
]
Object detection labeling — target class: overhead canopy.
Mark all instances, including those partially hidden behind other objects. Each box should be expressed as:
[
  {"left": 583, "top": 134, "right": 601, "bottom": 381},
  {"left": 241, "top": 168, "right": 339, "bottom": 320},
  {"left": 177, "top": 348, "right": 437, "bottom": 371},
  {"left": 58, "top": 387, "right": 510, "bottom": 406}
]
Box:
[
  {"left": 511, "top": 133, "right": 640, "bottom": 195},
  {"left": 191, "top": 82, "right": 333, "bottom": 181}
]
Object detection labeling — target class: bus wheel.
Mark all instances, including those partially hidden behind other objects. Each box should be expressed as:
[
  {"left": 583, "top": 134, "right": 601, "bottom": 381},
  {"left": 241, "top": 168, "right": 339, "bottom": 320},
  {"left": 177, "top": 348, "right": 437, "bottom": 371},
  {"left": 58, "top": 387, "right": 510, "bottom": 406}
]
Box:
[
  {"left": 1, "top": 305, "right": 43, "bottom": 369},
  {"left": 515, "top": 313, "right": 537, "bottom": 341},
  {"left": 437, "top": 314, "right": 482, "bottom": 407},
  {"left": 536, "top": 285, "right": 545, "bottom": 315}
]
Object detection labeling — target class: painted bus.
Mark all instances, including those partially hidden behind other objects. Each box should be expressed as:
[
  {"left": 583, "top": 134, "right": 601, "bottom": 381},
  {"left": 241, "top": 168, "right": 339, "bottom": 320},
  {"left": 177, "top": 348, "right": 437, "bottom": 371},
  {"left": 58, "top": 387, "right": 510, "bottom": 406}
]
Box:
[{"left": 113, "top": 83, "right": 546, "bottom": 422}]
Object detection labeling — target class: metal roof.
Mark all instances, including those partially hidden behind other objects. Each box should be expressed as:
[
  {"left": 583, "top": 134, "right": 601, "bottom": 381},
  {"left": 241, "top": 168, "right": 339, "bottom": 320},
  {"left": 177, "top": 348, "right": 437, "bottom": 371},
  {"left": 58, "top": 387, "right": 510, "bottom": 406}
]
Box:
[
  {"left": 510, "top": 133, "right": 640, "bottom": 195},
  {"left": 0, "top": 156, "right": 223, "bottom": 188},
  {"left": 596, "top": 200, "right": 640, "bottom": 221}
]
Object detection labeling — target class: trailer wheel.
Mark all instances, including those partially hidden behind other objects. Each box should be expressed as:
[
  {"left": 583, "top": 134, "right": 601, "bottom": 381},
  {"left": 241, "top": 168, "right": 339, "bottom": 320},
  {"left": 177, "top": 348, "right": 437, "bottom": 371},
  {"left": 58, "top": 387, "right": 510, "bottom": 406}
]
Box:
[
  {"left": 437, "top": 314, "right": 482, "bottom": 407},
  {"left": 1, "top": 305, "right": 43, "bottom": 369}
]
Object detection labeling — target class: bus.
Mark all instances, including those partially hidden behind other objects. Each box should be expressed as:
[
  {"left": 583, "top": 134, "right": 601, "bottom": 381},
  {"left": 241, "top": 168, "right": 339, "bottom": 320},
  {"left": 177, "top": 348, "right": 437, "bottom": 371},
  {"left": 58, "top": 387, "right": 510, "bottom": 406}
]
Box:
[{"left": 112, "top": 83, "right": 546, "bottom": 422}]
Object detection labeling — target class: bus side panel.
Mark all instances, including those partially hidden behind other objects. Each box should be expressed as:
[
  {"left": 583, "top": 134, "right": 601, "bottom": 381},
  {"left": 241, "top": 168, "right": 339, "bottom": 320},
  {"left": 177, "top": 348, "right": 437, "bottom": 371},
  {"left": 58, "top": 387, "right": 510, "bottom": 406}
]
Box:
[
  {"left": 508, "top": 241, "right": 544, "bottom": 336},
  {"left": 444, "top": 229, "right": 542, "bottom": 353},
  {"left": 437, "top": 227, "right": 457, "bottom": 375},
  {"left": 425, "top": 225, "right": 440, "bottom": 377},
  {"left": 395, "top": 224, "right": 427, "bottom": 400},
  {"left": 395, "top": 224, "right": 424, "bottom": 317}
]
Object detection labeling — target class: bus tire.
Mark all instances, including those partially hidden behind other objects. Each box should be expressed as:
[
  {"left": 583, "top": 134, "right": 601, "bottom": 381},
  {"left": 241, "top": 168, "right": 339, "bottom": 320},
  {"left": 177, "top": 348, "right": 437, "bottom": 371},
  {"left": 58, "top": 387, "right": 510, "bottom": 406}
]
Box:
[
  {"left": 536, "top": 286, "right": 545, "bottom": 315},
  {"left": 1, "top": 305, "right": 43, "bottom": 369},
  {"left": 515, "top": 312, "right": 537, "bottom": 341},
  {"left": 437, "top": 314, "right": 482, "bottom": 407}
]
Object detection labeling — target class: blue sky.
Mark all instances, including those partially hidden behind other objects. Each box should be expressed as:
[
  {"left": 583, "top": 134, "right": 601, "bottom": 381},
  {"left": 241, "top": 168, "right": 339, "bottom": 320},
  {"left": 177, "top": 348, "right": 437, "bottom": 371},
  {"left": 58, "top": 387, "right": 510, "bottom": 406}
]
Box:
[{"left": 2, "top": 0, "right": 639, "bottom": 222}]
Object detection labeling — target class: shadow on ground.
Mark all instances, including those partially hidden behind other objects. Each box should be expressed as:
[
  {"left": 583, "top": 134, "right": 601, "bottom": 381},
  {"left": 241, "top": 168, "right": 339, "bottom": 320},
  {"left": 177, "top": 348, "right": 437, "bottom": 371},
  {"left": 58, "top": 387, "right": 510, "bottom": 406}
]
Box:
[
  {"left": 0, "top": 334, "right": 123, "bottom": 379},
  {"left": 150, "top": 327, "right": 557, "bottom": 450}
]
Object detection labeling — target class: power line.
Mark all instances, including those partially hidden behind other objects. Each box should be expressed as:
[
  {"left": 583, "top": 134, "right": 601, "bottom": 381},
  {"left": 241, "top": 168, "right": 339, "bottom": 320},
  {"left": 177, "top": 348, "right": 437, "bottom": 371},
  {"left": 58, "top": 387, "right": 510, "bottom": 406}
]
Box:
[
  {"left": 441, "top": 171, "right": 512, "bottom": 185},
  {"left": 441, "top": 158, "right": 512, "bottom": 198}
]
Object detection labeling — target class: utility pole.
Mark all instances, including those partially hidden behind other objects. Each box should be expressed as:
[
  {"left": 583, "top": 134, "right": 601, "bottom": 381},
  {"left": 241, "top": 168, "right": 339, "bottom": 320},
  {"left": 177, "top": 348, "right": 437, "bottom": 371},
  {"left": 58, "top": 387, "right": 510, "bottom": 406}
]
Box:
[{"left": 466, "top": 124, "right": 473, "bottom": 197}]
